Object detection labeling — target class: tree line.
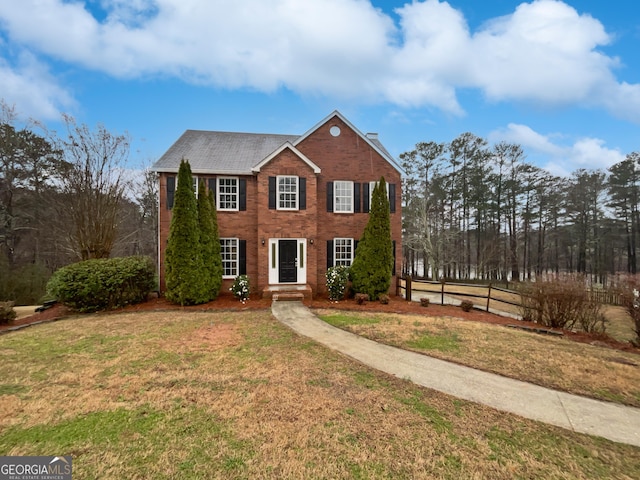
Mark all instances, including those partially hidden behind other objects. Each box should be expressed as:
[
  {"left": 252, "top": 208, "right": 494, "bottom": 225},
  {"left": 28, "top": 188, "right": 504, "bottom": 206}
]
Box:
[
  {"left": 401, "top": 133, "right": 640, "bottom": 286},
  {"left": 0, "top": 102, "right": 157, "bottom": 303}
]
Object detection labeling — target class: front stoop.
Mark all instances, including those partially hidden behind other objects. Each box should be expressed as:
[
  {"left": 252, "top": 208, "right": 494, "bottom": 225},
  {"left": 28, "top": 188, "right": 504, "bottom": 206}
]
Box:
[{"left": 263, "top": 284, "right": 313, "bottom": 301}]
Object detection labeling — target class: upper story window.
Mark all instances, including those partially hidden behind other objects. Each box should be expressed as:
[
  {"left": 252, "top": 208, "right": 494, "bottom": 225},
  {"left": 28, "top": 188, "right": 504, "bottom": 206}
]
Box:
[
  {"left": 334, "top": 181, "right": 354, "bottom": 213},
  {"left": 217, "top": 177, "right": 238, "bottom": 211},
  {"left": 268, "top": 176, "right": 306, "bottom": 211},
  {"left": 369, "top": 180, "right": 388, "bottom": 205},
  {"left": 278, "top": 175, "right": 298, "bottom": 210},
  {"left": 191, "top": 176, "right": 199, "bottom": 198}
]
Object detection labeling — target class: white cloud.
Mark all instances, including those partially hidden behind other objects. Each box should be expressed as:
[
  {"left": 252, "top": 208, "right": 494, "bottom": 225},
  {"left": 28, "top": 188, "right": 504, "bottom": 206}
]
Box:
[
  {"left": 0, "top": 50, "right": 75, "bottom": 120},
  {"left": 0, "top": 0, "right": 638, "bottom": 121},
  {"left": 490, "top": 123, "right": 625, "bottom": 177},
  {"left": 489, "top": 123, "right": 564, "bottom": 156},
  {"left": 470, "top": 1, "right": 615, "bottom": 104}
]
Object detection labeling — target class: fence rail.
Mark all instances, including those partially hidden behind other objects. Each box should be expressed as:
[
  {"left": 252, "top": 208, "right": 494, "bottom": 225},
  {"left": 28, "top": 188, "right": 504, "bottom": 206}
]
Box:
[
  {"left": 589, "top": 290, "right": 624, "bottom": 306},
  {"left": 396, "top": 277, "right": 624, "bottom": 314}
]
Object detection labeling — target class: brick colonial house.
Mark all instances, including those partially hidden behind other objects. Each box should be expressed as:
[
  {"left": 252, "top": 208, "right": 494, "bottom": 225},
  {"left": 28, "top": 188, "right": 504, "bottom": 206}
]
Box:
[{"left": 152, "top": 111, "right": 402, "bottom": 298}]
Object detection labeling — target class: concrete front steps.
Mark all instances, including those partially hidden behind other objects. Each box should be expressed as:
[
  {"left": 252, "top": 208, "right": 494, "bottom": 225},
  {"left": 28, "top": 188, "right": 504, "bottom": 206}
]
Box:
[{"left": 262, "top": 284, "right": 313, "bottom": 301}]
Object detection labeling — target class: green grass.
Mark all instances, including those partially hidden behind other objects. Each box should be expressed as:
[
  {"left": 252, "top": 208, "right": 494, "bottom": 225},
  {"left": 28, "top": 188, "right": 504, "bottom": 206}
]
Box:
[
  {"left": 407, "top": 330, "right": 460, "bottom": 352},
  {"left": 318, "top": 312, "right": 381, "bottom": 328}
]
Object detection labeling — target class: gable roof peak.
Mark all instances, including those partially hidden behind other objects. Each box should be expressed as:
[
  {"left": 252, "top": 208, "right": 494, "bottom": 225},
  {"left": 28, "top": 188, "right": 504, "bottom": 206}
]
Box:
[
  {"left": 252, "top": 142, "right": 321, "bottom": 174},
  {"left": 294, "top": 110, "right": 403, "bottom": 175}
]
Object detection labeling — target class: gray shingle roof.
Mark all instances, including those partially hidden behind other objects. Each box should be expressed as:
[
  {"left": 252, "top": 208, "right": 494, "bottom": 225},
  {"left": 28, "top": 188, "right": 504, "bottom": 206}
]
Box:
[
  {"left": 152, "top": 130, "right": 299, "bottom": 175},
  {"left": 152, "top": 111, "right": 403, "bottom": 176}
]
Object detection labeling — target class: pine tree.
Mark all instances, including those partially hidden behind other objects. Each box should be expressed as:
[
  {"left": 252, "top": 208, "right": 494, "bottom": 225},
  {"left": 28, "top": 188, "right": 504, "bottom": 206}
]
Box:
[
  {"left": 165, "top": 159, "right": 208, "bottom": 305},
  {"left": 197, "top": 180, "right": 223, "bottom": 300},
  {"left": 350, "top": 176, "right": 394, "bottom": 300}
]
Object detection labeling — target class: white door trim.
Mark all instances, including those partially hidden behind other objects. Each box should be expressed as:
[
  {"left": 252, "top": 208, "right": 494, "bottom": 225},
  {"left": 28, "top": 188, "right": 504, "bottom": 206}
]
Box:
[{"left": 268, "top": 238, "right": 307, "bottom": 284}]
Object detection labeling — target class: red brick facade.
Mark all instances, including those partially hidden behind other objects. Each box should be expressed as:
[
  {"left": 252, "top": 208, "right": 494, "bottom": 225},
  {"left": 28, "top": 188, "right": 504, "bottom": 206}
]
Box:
[{"left": 156, "top": 112, "right": 402, "bottom": 297}]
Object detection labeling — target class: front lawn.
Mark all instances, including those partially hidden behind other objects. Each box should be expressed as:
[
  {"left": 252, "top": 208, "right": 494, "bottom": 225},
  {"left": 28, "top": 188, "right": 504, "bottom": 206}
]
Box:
[{"left": 1, "top": 311, "right": 639, "bottom": 479}]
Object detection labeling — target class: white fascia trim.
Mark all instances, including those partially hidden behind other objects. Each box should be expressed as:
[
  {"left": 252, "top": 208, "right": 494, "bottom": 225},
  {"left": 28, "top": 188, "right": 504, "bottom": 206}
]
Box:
[
  {"left": 251, "top": 142, "right": 321, "bottom": 174},
  {"left": 153, "top": 168, "right": 255, "bottom": 176}
]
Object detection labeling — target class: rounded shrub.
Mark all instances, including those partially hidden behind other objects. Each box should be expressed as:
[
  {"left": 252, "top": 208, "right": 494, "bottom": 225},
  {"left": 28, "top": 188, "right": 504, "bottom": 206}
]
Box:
[
  {"left": 0, "top": 301, "right": 16, "bottom": 325},
  {"left": 46, "top": 256, "right": 156, "bottom": 312},
  {"left": 460, "top": 300, "right": 474, "bottom": 312}
]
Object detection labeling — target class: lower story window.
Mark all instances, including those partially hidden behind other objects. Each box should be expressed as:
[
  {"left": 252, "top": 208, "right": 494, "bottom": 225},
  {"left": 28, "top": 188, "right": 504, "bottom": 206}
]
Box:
[
  {"left": 334, "top": 238, "right": 354, "bottom": 266},
  {"left": 220, "top": 238, "right": 239, "bottom": 278}
]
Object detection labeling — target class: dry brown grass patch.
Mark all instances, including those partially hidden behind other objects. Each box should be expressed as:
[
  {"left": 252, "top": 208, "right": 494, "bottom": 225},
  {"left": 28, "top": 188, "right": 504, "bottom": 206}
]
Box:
[{"left": 317, "top": 309, "right": 640, "bottom": 407}]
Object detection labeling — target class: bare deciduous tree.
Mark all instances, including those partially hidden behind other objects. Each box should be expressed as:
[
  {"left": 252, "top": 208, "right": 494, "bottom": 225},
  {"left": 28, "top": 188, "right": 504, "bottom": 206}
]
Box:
[{"left": 56, "top": 115, "right": 131, "bottom": 260}]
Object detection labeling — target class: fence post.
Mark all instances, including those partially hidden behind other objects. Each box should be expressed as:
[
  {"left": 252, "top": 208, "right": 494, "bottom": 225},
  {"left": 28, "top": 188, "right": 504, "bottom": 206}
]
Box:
[
  {"left": 486, "top": 283, "right": 492, "bottom": 312},
  {"left": 441, "top": 279, "right": 445, "bottom": 305},
  {"left": 406, "top": 276, "right": 412, "bottom": 302}
]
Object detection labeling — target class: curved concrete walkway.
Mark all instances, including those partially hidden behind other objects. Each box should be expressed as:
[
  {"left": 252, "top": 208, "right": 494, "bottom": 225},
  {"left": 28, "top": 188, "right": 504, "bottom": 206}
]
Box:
[{"left": 271, "top": 301, "right": 640, "bottom": 447}]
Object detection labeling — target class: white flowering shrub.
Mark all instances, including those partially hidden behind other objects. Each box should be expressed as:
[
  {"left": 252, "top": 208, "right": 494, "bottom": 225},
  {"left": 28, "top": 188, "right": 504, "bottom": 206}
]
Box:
[
  {"left": 230, "top": 274, "right": 250, "bottom": 302},
  {"left": 326, "top": 266, "right": 350, "bottom": 301}
]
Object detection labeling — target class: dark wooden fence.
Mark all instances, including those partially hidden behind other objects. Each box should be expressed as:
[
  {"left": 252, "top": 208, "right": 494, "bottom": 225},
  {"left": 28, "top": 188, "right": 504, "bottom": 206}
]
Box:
[
  {"left": 396, "top": 277, "right": 624, "bottom": 313},
  {"left": 588, "top": 290, "right": 624, "bottom": 306}
]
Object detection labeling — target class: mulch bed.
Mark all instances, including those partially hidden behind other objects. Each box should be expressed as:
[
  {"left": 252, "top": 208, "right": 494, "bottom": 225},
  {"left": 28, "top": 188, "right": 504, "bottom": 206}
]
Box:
[{"left": 2, "top": 293, "right": 638, "bottom": 354}]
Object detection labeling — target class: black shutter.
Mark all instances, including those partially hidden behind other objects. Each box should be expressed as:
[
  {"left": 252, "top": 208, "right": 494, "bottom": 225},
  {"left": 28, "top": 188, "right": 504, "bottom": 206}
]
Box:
[
  {"left": 268, "top": 177, "right": 276, "bottom": 209},
  {"left": 363, "top": 183, "right": 370, "bottom": 213},
  {"left": 208, "top": 178, "right": 216, "bottom": 205},
  {"left": 392, "top": 240, "right": 396, "bottom": 274},
  {"left": 326, "top": 181, "right": 334, "bottom": 212},
  {"left": 354, "top": 240, "right": 359, "bottom": 256},
  {"left": 239, "top": 178, "right": 247, "bottom": 211},
  {"left": 167, "top": 176, "right": 175, "bottom": 210},
  {"left": 389, "top": 183, "right": 396, "bottom": 213},
  {"left": 239, "top": 240, "right": 247, "bottom": 275},
  {"left": 354, "top": 182, "right": 361, "bottom": 213},
  {"left": 327, "top": 240, "right": 334, "bottom": 268},
  {"left": 299, "top": 177, "right": 306, "bottom": 210}
]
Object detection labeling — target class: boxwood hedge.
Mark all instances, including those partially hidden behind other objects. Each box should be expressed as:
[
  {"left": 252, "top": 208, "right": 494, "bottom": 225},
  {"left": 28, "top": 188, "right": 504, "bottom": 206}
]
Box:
[{"left": 46, "top": 256, "right": 156, "bottom": 312}]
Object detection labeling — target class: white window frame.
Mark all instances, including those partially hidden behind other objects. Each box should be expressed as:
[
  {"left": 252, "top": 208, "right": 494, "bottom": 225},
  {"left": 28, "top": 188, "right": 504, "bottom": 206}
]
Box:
[
  {"left": 334, "top": 238, "right": 354, "bottom": 267},
  {"left": 179, "top": 175, "right": 199, "bottom": 197},
  {"left": 277, "top": 175, "right": 298, "bottom": 211},
  {"left": 192, "top": 176, "right": 199, "bottom": 198},
  {"left": 334, "top": 181, "right": 354, "bottom": 213},
  {"left": 217, "top": 176, "right": 239, "bottom": 211},
  {"left": 369, "top": 181, "right": 389, "bottom": 205},
  {"left": 220, "top": 238, "right": 239, "bottom": 279}
]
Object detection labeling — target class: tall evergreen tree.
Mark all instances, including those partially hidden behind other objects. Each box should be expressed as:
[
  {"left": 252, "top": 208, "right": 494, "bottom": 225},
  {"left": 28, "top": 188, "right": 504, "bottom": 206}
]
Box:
[
  {"left": 197, "top": 180, "right": 222, "bottom": 300},
  {"left": 165, "top": 159, "right": 208, "bottom": 305},
  {"left": 350, "top": 177, "right": 394, "bottom": 300}
]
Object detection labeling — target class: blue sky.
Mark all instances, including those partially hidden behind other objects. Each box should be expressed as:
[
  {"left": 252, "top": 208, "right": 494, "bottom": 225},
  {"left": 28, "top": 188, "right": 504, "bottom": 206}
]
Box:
[{"left": 0, "top": 0, "right": 638, "bottom": 177}]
